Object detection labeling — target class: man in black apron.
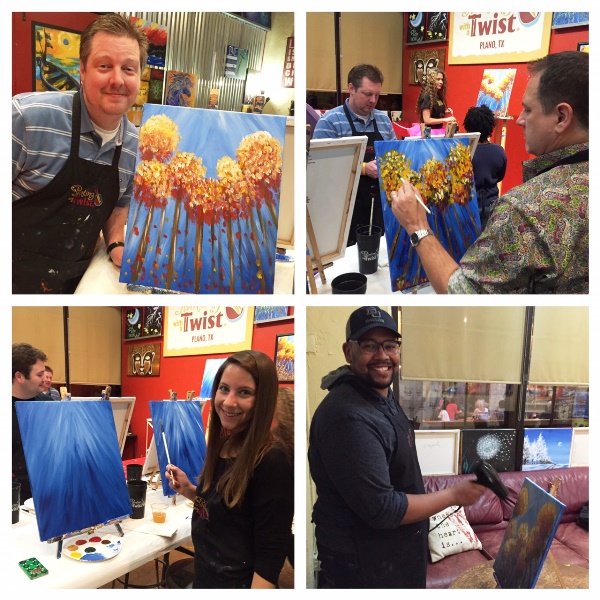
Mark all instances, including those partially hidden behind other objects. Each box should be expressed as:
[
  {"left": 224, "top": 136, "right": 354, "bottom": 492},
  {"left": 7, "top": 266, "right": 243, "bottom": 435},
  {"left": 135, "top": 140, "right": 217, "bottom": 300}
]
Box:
[
  {"left": 308, "top": 307, "right": 485, "bottom": 588},
  {"left": 12, "top": 14, "right": 147, "bottom": 294},
  {"left": 312, "top": 64, "right": 397, "bottom": 246}
]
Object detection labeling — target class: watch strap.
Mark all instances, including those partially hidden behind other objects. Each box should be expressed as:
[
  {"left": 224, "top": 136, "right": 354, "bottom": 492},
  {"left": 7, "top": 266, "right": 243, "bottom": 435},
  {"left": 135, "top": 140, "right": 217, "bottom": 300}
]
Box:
[{"left": 106, "top": 241, "right": 125, "bottom": 262}]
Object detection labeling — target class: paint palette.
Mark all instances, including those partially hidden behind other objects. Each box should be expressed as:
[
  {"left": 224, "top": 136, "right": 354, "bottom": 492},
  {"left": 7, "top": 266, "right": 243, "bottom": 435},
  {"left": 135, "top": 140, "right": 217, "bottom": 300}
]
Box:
[{"left": 63, "top": 534, "right": 122, "bottom": 562}]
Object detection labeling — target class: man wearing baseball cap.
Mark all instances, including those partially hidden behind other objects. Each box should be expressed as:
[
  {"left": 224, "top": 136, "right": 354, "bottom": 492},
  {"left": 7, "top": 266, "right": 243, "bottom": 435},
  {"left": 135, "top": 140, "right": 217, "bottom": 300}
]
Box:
[{"left": 308, "top": 307, "right": 484, "bottom": 588}]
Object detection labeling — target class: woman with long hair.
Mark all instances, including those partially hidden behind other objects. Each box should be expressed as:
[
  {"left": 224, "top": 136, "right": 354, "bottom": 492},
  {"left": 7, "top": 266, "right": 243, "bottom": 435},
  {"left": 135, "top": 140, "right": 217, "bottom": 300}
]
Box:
[
  {"left": 166, "top": 350, "right": 294, "bottom": 588},
  {"left": 416, "top": 68, "right": 457, "bottom": 128}
]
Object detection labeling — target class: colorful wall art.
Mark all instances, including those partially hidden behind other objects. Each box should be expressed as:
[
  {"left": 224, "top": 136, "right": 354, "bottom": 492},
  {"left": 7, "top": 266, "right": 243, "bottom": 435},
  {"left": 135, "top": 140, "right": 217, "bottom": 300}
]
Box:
[
  {"left": 375, "top": 138, "right": 481, "bottom": 291},
  {"left": 522, "top": 428, "right": 573, "bottom": 470},
  {"left": 200, "top": 358, "right": 227, "bottom": 399},
  {"left": 120, "top": 105, "right": 286, "bottom": 293},
  {"left": 476, "top": 69, "right": 517, "bottom": 117},
  {"left": 275, "top": 334, "right": 294, "bottom": 382},
  {"left": 461, "top": 429, "right": 517, "bottom": 474},
  {"left": 493, "top": 478, "right": 566, "bottom": 588},
  {"left": 15, "top": 401, "right": 131, "bottom": 542},
  {"left": 149, "top": 400, "right": 207, "bottom": 497},
  {"left": 254, "top": 306, "right": 289, "bottom": 323},
  {"left": 127, "top": 342, "right": 161, "bottom": 376},
  {"left": 166, "top": 71, "right": 197, "bottom": 107},
  {"left": 129, "top": 17, "right": 168, "bottom": 68},
  {"left": 33, "top": 23, "right": 81, "bottom": 92},
  {"left": 225, "top": 46, "right": 250, "bottom": 79}
]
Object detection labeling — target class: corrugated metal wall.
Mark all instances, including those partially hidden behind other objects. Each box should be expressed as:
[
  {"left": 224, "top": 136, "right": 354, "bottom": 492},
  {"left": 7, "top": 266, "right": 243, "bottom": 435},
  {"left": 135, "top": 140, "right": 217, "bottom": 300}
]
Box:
[{"left": 121, "top": 12, "right": 266, "bottom": 111}]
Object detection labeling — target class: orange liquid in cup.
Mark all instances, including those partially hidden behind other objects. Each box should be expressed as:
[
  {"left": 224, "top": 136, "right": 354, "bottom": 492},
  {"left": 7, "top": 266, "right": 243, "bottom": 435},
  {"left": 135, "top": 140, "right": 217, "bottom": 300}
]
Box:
[{"left": 153, "top": 511, "right": 167, "bottom": 523}]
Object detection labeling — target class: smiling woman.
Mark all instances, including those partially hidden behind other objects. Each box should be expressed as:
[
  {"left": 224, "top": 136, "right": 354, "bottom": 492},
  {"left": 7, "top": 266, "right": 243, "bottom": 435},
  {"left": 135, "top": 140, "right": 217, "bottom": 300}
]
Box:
[{"left": 164, "top": 350, "right": 294, "bottom": 589}]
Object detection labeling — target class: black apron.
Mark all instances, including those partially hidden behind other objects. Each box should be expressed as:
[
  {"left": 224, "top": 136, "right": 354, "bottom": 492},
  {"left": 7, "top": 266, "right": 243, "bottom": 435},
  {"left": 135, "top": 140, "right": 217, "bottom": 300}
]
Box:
[
  {"left": 351, "top": 396, "right": 429, "bottom": 588},
  {"left": 13, "top": 91, "right": 122, "bottom": 294},
  {"left": 343, "top": 103, "right": 385, "bottom": 246}
]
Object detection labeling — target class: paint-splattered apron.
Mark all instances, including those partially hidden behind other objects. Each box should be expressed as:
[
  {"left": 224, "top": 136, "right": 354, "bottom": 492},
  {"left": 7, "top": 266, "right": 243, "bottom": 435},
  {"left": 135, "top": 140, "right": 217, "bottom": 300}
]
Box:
[
  {"left": 12, "top": 91, "right": 121, "bottom": 294},
  {"left": 343, "top": 102, "right": 384, "bottom": 246}
]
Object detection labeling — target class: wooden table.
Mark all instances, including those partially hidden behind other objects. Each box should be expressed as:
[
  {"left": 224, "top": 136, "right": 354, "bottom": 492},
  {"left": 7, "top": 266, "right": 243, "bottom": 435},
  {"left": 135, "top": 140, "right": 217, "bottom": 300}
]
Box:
[{"left": 449, "top": 559, "right": 589, "bottom": 589}]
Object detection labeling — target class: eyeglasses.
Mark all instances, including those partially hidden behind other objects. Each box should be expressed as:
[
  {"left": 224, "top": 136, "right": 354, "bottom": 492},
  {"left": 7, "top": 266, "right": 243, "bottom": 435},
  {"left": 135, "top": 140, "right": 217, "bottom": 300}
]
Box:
[{"left": 350, "top": 339, "right": 401, "bottom": 356}]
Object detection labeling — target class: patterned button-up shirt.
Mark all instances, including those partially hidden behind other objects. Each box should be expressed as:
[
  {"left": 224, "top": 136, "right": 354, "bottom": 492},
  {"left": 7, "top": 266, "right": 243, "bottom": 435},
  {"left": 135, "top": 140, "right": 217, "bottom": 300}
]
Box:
[{"left": 448, "top": 143, "right": 588, "bottom": 294}]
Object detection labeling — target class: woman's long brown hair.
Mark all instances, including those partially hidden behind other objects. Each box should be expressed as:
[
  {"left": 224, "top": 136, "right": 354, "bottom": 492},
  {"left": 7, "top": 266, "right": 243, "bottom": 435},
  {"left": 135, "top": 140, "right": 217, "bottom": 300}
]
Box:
[
  {"left": 200, "top": 350, "right": 279, "bottom": 507},
  {"left": 416, "top": 68, "right": 448, "bottom": 122}
]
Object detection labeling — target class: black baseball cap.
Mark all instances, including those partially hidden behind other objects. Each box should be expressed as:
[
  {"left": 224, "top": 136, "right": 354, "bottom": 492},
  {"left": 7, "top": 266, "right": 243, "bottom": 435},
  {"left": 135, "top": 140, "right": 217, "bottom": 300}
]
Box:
[{"left": 346, "top": 306, "right": 400, "bottom": 341}]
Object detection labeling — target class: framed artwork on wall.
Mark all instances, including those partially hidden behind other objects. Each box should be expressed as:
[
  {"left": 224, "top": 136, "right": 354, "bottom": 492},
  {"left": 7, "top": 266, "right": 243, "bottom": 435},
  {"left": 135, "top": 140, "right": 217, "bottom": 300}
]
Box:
[
  {"left": 32, "top": 22, "right": 81, "bottom": 92},
  {"left": 415, "top": 430, "right": 460, "bottom": 475},
  {"left": 578, "top": 42, "right": 589, "bottom": 53},
  {"left": 552, "top": 12, "right": 589, "bottom": 29},
  {"left": 142, "top": 306, "right": 163, "bottom": 338},
  {"left": 275, "top": 334, "right": 294, "bottom": 382},
  {"left": 127, "top": 343, "right": 161, "bottom": 377},
  {"left": 425, "top": 13, "right": 448, "bottom": 42},
  {"left": 460, "top": 429, "right": 517, "bottom": 474},
  {"left": 124, "top": 308, "right": 142, "bottom": 340},
  {"left": 254, "top": 306, "right": 289, "bottom": 323},
  {"left": 408, "top": 49, "right": 446, "bottom": 86},
  {"left": 522, "top": 428, "right": 573, "bottom": 470}
]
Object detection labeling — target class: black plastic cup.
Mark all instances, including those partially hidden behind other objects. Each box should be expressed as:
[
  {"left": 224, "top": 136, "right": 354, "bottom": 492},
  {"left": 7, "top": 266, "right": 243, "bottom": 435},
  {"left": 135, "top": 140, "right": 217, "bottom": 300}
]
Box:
[
  {"left": 127, "top": 480, "right": 147, "bottom": 519},
  {"left": 356, "top": 225, "right": 382, "bottom": 275},
  {"left": 12, "top": 483, "right": 21, "bottom": 524},
  {"left": 127, "top": 464, "right": 143, "bottom": 482},
  {"left": 331, "top": 272, "right": 367, "bottom": 294}
]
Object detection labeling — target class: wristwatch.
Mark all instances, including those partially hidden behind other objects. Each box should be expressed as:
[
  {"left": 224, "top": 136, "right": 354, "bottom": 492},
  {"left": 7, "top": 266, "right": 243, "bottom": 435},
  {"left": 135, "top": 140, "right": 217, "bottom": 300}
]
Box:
[{"left": 409, "top": 229, "right": 433, "bottom": 247}]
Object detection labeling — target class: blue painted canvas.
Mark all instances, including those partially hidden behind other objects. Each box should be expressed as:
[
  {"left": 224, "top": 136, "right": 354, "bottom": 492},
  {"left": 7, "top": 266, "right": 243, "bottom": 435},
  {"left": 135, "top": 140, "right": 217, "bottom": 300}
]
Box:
[
  {"left": 254, "top": 306, "right": 288, "bottom": 322},
  {"left": 375, "top": 138, "right": 481, "bottom": 291},
  {"left": 120, "top": 104, "right": 287, "bottom": 293},
  {"left": 493, "top": 478, "right": 566, "bottom": 588},
  {"left": 522, "top": 428, "right": 573, "bottom": 470},
  {"left": 200, "top": 358, "right": 227, "bottom": 399},
  {"left": 15, "top": 401, "right": 131, "bottom": 542},
  {"left": 149, "top": 401, "right": 207, "bottom": 497}
]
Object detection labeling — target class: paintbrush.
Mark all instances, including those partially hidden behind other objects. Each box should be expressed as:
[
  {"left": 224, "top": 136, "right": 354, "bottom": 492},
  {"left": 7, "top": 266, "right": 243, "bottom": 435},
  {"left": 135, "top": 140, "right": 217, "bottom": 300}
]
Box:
[
  {"left": 160, "top": 419, "right": 175, "bottom": 487},
  {"left": 399, "top": 177, "right": 431, "bottom": 214}
]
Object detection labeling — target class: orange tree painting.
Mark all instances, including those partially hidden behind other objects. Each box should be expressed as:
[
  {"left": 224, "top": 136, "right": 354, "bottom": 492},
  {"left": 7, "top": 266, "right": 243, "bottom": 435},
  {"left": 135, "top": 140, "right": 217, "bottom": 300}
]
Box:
[
  {"left": 120, "top": 104, "right": 286, "bottom": 293},
  {"left": 375, "top": 138, "right": 481, "bottom": 291},
  {"left": 275, "top": 334, "right": 294, "bottom": 382}
]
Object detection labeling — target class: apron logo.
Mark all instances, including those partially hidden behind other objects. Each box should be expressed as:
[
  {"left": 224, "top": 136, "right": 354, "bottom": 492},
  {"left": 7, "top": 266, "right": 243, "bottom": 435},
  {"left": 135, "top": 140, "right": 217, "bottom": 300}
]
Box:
[{"left": 69, "top": 185, "right": 103, "bottom": 207}]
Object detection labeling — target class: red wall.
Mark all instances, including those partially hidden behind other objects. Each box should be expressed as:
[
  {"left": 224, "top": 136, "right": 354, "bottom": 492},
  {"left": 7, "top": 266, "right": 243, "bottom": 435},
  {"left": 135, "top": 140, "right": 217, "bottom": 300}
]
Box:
[
  {"left": 121, "top": 308, "right": 295, "bottom": 456},
  {"left": 401, "top": 18, "right": 588, "bottom": 192},
  {"left": 13, "top": 12, "right": 98, "bottom": 95}
]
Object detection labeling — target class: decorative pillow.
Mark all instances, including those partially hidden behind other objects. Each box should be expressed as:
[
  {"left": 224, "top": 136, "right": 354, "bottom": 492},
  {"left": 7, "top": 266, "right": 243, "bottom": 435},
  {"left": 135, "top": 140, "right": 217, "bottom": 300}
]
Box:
[{"left": 428, "top": 505, "right": 482, "bottom": 563}]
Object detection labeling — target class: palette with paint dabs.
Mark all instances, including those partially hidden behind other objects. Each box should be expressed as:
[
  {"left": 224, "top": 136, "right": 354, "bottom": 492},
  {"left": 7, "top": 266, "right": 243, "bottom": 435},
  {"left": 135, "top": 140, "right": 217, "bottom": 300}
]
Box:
[{"left": 64, "top": 534, "right": 122, "bottom": 561}]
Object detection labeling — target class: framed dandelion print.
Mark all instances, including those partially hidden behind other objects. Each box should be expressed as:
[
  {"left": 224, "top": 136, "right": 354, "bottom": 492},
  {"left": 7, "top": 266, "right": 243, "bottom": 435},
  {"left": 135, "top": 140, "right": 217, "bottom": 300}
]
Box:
[
  {"left": 275, "top": 334, "right": 294, "bottom": 382},
  {"left": 120, "top": 104, "right": 287, "bottom": 294},
  {"left": 460, "top": 429, "right": 517, "bottom": 474},
  {"left": 375, "top": 138, "right": 481, "bottom": 291}
]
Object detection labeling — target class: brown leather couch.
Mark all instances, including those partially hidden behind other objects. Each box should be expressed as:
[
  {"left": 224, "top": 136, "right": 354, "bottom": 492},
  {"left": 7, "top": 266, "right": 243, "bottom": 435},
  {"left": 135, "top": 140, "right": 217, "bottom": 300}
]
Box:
[{"left": 423, "top": 466, "right": 589, "bottom": 589}]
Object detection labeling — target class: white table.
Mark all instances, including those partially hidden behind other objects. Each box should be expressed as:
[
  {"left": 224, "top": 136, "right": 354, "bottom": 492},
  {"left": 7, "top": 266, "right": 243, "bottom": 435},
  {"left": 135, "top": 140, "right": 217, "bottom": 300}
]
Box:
[
  {"left": 311, "top": 236, "right": 435, "bottom": 295},
  {"left": 11, "top": 488, "right": 193, "bottom": 589},
  {"left": 75, "top": 241, "right": 295, "bottom": 294}
]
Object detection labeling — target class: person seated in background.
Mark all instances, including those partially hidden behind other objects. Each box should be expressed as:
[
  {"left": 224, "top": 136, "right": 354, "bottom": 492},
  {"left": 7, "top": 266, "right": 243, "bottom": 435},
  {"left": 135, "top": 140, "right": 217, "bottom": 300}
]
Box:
[
  {"left": 41, "top": 365, "right": 61, "bottom": 400},
  {"left": 445, "top": 398, "right": 459, "bottom": 420},
  {"left": 12, "top": 343, "right": 49, "bottom": 500},
  {"left": 472, "top": 399, "right": 489, "bottom": 420},
  {"left": 417, "top": 68, "right": 457, "bottom": 129},
  {"left": 463, "top": 105, "right": 507, "bottom": 229}
]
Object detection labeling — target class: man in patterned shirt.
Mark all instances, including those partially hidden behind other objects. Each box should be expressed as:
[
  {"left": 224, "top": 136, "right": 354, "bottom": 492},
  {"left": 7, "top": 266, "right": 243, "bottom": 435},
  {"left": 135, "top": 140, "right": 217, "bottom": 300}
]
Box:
[{"left": 391, "top": 51, "right": 588, "bottom": 294}]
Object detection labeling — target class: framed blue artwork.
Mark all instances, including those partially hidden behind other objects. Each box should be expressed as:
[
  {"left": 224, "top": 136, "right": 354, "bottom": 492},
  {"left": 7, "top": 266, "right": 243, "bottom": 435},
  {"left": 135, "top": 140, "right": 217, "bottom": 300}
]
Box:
[
  {"left": 493, "top": 478, "right": 566, "bottom": 588},
  {"left": 120, "top": 104, "right": 287, "bottom": 294},
  {"left": 375, "top": 138, "right": 481, "bottom": 291},
  {"left": 254, "top": 306, "right": 289, "bottom": 323},
  {"left": 149, "top": 401, "right": 207, "bottom": 497},
  {"left": 522, "top": 428, "right": 573, "bottom": 470},
  {"left": 200, "top": 358, "right": 227, "bottom": 399},
  {"left": 15, "top": 401, "right": 131, "bottom": 542},
  {"left": 552, "top": 12, "right": 589, "bottom": 29}
]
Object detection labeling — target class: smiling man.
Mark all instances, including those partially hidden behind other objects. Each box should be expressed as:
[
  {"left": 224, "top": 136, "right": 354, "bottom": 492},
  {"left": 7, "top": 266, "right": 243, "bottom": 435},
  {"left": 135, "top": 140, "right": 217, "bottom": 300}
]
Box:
[
  {"left": 12, "top": 13, "right": 148, "bottom": 293},
  {"left": 312, "top": 64, "right": 396, "bottom": 246},
  {"left": 308, "top": 307, "right": 485, "bottom": 588},
  {"left": 391, "top": 51, "right": 588, "bottom": 294}
]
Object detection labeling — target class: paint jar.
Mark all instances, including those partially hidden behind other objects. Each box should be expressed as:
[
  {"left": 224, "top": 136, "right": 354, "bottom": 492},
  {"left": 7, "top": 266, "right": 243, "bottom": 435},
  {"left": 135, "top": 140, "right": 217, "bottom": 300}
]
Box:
[
  {"left": 12, "top": 482, "right": 21, "bottom": 524},
  {"left": 151, "top": 502, "right": 169, "bottom": 523},
  {"left": 356, "top": 225, "right": 382, "bottom": 275},
  {"left": 331, "top": 272, "right": 367, "bottom": 294},
  {"left": 127, "top": 481, "right": 147, "bottom": 519}
]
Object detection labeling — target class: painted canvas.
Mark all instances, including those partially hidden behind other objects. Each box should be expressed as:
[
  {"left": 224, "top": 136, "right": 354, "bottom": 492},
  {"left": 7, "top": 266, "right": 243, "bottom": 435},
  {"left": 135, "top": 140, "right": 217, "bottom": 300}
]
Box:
[
  {"left": 125, "top": 307, "right": 142, "bottom": 339},
  {"left": 166, "top": 71, "right": 197, "bottom": 107},
  {"left": 128, "top": 342, "right": 160, "bottom": 376},
  {"left": 552, "top": 12, "right": 589, "bottom": 28},
  {"left": 254, "top": 306, "right": 289, "bottom": 323},
  {"left": 407, "top": 13, "right": 426, "bottom": 43},
  {"left": 461, "top": 429, "right": 517, "bottom": 474},
  {"left": 143, "top": 306, "right": 163, "bottom": 337},
  {"left": 33, "top": 23, "right": 81, "bottom": 92},
  {"left": 375, "top": 138, "right": 481, "bottom": 291},
  {"left": 120, "top": 104, "right": 287, "bottom": 293},
  {"left": 493, "top": 478, "right": 566, "bottom": 588},
  {"left": 275, "top": 334, "right": 294, "bottom": 382},
  {"left": 425, "top": 13, "right": 448, "bottom": 42},
  {"left": 15, "top": 401, "right": 131, "bottom": 542},
  {"left": 129, "top": 17, "right": 168, "bottom": 67},
  {"left": 149, "top": 400, "right": 207, "bottom": 497},
  {"left": 200, "top": 358, "right": 227, "bottom": 399},
  {"left": 225, "top": 46, "right": 250, "bottom": 80},
  {"left": 522, "top": 428, "right": 573, "bottom": 470},
  {"left": 476, "top": 69, "right": 517, "bottom": 117}
]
